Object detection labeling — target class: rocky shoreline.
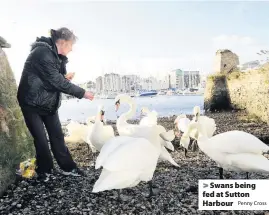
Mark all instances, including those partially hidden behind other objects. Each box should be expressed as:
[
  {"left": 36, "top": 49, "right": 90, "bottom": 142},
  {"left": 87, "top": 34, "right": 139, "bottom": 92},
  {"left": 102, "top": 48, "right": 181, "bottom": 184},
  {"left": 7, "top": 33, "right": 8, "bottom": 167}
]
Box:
[{"left": 1, "top": 111, "right": 269, "bottom": 215}]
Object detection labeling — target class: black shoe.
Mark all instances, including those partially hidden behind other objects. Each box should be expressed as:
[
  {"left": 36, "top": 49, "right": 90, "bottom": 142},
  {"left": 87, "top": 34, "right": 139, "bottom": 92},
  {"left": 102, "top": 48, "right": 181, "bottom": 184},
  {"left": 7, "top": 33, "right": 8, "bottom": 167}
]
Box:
[
  {"left": 36, "top": 172, "right": 51, "bottom": 182},
  {"left": 61, "top": 168, "right": 86, "bottom": 177}
]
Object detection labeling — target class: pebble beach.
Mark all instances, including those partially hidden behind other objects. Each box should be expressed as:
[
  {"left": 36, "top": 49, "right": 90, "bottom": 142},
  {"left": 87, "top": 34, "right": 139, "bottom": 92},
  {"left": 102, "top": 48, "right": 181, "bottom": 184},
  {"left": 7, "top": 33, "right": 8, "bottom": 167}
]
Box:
[{"left": 1, "top": 111, "right": 269, "bottom": 215}]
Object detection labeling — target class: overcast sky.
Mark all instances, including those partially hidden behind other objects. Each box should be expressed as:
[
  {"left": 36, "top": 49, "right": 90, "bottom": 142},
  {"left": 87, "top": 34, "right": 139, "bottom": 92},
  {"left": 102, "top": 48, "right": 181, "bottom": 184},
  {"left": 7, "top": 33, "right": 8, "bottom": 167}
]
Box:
[{"left": 1, "top": 0, "right": 269, "bottom": 84}]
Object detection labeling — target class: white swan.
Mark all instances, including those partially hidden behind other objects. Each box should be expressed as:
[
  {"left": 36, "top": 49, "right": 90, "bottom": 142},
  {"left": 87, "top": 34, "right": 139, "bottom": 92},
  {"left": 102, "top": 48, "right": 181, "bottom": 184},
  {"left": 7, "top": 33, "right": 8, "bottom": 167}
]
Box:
[
  {"left": 174, "top": 114, "right": 196, "bottom": 157},
  {"left": 192, "top": 106, "right": 216, "bottom": 138},
  {"left": 140, "top": 106, "right": 149, "bottom": 118},
  {"left": 139, "top": 107, "right": 174, "bottom": 151},
  {"left": 115, "top": 94, "right": 179, "bottom": 167},
  {"left": 182, "top": 121, "right": 269, "bottom": 179},
  {"left": 176, "top": 106, "right": 216, "bottom": 157},
  {"left": 86, "top": 105, "right": 115, "bottom": 162},
  {"left": 139, "top": 107, "right": 158, "bottom": 126},
  {"left": 189, "top": 106, "right": 216, "bottom": 152},
  {"left": 174, "top": 114, "right": 190, "bottom": 134},
  {"left": 64, "top": 120, "right": 90, "bottom": 144},
  {"left": 92, "top": 135, "right": 160, "bottom": 200}
]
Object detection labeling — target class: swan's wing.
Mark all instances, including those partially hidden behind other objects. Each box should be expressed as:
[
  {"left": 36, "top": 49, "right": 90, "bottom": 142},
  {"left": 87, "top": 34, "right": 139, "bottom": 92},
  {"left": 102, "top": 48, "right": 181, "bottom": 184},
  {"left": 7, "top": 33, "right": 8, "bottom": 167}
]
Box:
[
  {"left": 118, "top": 123, "right": 174, "bottom": 149},
  {"left": 157, "top": 126, "right": 174, "bottom": 150},
  {"left": 206, "top": 130, "right": 269, "bottom": 154},
  {"left": 161, "top": 140, "right": 174, "bottom": 151},
  {"left": 82, "top": 123, "right": 94, "bottom": 143},
  {"left": 178, "top": 118, "right": 191, "bottom": 133},
  {"left": 88, "top": 123, "right": 115, "bottom": 152},
  {"left": 225, "top": 153, "right": 269, "bottom": 173},
  {"left": 180, "top": 136, "right": 190, "bottom": 149},
  {"left": 92, "top": 168, "right": 142, "bottom": 193},
  {"left": 64, "top": 135, "right": 81, "bottom": 144},
  {"left": 139, "top": 116, "right": 157, "bottom": 126},
  {"left": 66, "top": 122, "right": 89, "bottom": 143},
  {"left": 156, "top": 125, "right": 166, "bottom": 133},
  {"left": 66, "top": 121, "right": 82, "bottom": 134},
  {"left": 199, "top": 116, "right": 216, "bottom": 137},
  {"left": 139, "top": 117, "right": 150, "bottom": 126},
  {"left": 95, "top": 136, "right": 137, "bottom": 169},
  {"left": 159, "top": 130, "right": 175, "bottom": 142},
  {"left": 100, "top": 137, "right": 158, "bottom": 172},
  {"left": 95, "top": 126, "right": 115, "bottom": 150},
  {"left": 103, "top": 125, "right": 115, "bottom": 139},
  {"left": 159, "top": 146, "right": 179, "bottom": 167}
]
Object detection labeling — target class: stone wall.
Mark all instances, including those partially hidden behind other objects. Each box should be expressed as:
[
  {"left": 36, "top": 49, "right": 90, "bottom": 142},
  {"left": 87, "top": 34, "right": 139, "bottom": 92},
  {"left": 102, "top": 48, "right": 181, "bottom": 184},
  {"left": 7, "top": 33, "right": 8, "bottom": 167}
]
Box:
[
  {"left": 205, "top": 59, "right": 269, "bottom": 124},
  {"left": 0, "top": 40, "right": 34, "bottom": 196},
  {"left": 204, "top": 74, "right": 232, "bottom": 111},
  {"left": 226, "top": 64, "right": 269, "bottom": 123},
  {"left": 214, "top": 49, "right": 239, "bottom": 74}
]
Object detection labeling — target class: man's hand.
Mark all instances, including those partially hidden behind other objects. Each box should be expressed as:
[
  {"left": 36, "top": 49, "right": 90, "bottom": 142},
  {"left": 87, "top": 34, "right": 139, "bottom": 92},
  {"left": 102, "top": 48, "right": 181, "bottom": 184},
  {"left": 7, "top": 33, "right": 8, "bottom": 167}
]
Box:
[
  {"left": 83, "top": 91, "right": 94, "bottom": 101},
  {"left": 65, "top": 72, "right": 75, "bottom": 81}
]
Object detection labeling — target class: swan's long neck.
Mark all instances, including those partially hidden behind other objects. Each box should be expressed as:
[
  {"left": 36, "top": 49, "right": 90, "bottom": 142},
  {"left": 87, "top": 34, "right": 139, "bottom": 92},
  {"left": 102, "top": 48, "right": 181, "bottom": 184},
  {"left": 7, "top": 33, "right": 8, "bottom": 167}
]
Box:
[
  {"left": 93, "top": 110, "right": 103, "bottom": 130},
  {"left": 119, "top": 98, "right": 137, "bottom": 121},
  {"left": 184, "top": 122, "right": 207, "bottom": 142},
  {"left": 194, "top": 112, "right": 200, "bottom": 122}
]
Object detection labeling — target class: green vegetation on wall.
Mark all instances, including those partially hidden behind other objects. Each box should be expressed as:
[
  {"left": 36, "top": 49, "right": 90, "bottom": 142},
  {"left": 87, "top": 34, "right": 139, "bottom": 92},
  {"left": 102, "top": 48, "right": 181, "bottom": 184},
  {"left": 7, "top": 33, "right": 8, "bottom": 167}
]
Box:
[
  {"left": 0, "top": 48, "right": 34, "bottom": 196},
  {"left": 204, "top": 63, "right": 269, "bottom": 124}
]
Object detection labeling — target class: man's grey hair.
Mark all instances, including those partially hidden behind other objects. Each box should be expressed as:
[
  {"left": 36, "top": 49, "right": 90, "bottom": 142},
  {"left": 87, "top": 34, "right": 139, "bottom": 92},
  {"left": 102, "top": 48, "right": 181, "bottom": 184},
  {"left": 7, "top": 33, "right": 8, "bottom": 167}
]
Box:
[{"left": 51, "top": 27, "right": 78, "bottom": 43}]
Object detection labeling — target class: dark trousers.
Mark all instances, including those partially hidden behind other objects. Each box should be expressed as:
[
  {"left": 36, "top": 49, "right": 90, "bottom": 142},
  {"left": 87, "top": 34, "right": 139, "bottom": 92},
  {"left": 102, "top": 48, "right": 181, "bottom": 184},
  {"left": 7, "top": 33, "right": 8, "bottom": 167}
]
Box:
[{"left": 21, "top": 108, "right": 77, "bottom": 174}]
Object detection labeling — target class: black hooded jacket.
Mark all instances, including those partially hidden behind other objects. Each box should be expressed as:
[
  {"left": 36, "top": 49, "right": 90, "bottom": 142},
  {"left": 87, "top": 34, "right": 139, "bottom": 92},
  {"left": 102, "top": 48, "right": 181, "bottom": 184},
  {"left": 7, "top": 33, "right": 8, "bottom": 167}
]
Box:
[{"left": 17, "top": 36, "right": 85, "bottom": 114}]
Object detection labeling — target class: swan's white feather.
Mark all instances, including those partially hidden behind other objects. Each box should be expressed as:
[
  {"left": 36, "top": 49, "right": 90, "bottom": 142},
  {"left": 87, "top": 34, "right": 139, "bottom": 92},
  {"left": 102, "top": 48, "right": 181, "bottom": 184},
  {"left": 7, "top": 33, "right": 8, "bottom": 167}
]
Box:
[
  {"left": 177, "top": 117, "right": 191, "bottom": 133},
  {"left": 101, "top": 137, "right": 158, "bottom": 171},
  {"left": 159, "top": 146, "right": 180, "bottom": 167},
  {"left": 65, "top": 121, "right": 90, "bottom": 143},
  {"left": 92, "top": 169, "right": 142, "bottom": 192},
  {"left": 93, "top": 136, "right": 158, "bottom": 192},
  {"left": 201, "top": 130, "right": 269, "bottom": 155},
  {"left": 95, "top": 136, "right": 135, "bottom": 169}
]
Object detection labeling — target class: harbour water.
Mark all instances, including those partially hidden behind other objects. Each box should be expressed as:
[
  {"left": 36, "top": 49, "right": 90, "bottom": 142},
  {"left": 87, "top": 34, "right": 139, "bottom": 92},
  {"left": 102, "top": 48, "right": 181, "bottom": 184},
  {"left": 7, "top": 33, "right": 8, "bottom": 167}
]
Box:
[{"left": 58, "top": 95, "right": 204, "bottom": 123}]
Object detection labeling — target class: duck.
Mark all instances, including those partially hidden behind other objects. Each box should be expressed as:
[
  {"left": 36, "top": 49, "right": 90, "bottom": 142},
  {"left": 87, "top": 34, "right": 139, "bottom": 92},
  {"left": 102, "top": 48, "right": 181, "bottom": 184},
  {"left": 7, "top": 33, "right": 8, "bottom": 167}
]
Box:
[
  {"left": 92, "top": 128, "right": 163, "bottom": 200},
  {"left": 114, "top": 94, "right": 179, "bottom": 167},
  {"left": 181, "top": 120, "right": 269, "bottom": 179},
  {"left": 86, "top": 105, "right": 115, "bottom": 163}
]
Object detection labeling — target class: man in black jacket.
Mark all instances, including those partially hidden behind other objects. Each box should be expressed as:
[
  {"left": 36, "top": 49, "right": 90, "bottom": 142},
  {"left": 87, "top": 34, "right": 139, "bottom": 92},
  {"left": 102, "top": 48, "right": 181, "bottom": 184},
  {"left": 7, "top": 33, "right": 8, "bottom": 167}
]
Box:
[{"left": 17, "top": 27, "right": 94, "bottom": 180}]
